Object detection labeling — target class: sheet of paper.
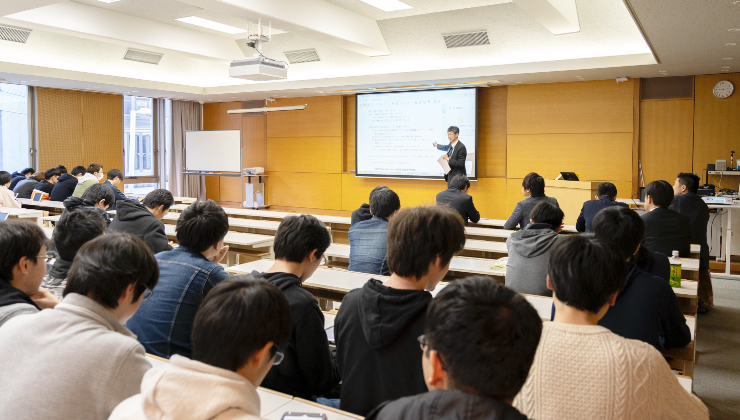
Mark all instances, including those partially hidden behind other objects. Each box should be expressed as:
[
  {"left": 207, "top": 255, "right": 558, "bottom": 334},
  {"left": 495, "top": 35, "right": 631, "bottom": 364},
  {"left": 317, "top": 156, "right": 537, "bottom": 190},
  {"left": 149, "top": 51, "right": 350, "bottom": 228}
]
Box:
[{"left": 438, "top": 155, "right": 451, "bottom": 174}]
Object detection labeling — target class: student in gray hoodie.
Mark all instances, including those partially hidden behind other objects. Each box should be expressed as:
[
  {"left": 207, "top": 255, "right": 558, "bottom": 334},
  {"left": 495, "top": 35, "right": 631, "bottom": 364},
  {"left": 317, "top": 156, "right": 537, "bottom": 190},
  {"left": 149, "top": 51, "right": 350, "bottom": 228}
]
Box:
[{"left": 505, "top": 202, "right": 564, "bottom": 297}]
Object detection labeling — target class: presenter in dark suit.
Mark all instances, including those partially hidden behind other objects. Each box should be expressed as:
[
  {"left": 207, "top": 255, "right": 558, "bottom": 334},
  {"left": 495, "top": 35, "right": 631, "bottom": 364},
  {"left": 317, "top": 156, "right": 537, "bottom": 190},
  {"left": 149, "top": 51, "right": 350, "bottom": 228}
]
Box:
[
  {"left": 433, "top": 126, "right": 467, "bottom": 188},
  {"left": 641, "top": 180, "right": 692, "bottom": 259},
  {"left": 436, "top": 174, "right": 480, "bottom": 225},
  {"left": 575, "top": 182, "right": 628, "bottom": 232}
]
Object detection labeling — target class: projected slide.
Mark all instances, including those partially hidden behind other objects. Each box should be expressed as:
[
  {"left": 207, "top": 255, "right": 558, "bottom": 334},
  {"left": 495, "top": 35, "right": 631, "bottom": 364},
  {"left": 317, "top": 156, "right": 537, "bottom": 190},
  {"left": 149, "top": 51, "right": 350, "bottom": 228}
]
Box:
[{"left": 356, "top": 88, "right": 477, "bottom": 179}]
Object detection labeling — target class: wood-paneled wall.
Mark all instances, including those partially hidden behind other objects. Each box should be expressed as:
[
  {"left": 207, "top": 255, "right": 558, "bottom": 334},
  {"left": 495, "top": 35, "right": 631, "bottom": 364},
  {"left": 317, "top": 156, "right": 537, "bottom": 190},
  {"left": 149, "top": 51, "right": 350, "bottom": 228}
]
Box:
[{"left": 639, "top": 99, "right": 694, "bottom": 185}]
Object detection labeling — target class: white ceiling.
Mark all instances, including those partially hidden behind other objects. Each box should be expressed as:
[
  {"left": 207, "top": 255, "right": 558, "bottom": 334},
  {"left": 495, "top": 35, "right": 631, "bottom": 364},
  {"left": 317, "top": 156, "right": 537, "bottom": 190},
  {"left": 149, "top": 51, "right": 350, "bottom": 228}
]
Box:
[{"left": 0, "top": 0, "right": 734, "bottom": 102}]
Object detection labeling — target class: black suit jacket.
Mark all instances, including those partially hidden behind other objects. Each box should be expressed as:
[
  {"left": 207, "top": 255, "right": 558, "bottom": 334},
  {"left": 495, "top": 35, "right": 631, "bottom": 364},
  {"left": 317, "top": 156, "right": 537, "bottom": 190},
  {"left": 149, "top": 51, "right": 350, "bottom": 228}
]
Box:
[
  {"left": 575, "top": 196, "right": 629, "bottom": 232},
  {"left": 669, "top": 193, "right": 710, "bottom": 269},
  {"left": 641, "top": 207, "right": 692, "bottom": 258},
  {"left": 438, "top": 141, "right": 467, "bottom": 185},
  {"left": 436, "top": 188, "right": 480, "bottom": 225}
]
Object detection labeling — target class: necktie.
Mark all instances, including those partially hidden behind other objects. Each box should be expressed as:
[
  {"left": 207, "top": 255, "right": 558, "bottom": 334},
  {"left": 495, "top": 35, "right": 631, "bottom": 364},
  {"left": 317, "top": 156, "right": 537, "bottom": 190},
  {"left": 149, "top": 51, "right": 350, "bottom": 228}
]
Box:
[{"left": 447, "top": 147, "right": 453, "bottom": 157}]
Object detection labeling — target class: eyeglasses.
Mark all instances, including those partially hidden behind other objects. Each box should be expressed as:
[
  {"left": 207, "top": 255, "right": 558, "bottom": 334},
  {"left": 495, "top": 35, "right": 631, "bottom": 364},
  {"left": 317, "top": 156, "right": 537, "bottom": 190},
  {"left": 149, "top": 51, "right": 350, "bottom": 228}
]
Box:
[
  {"left": 271, "top": 345, "right": 284, "bottom": 365},
  {"left": 36, "top": 254, "right": 54, "bottom": 264},
  {"left": 417, "top": 334, "right": 429, "bottom": 351},
  {"left": 142, "top": 287, "right": 154, "bottom": 301},
  {"left": 320, "top": 255, "right": 327, "bottom": 266}
]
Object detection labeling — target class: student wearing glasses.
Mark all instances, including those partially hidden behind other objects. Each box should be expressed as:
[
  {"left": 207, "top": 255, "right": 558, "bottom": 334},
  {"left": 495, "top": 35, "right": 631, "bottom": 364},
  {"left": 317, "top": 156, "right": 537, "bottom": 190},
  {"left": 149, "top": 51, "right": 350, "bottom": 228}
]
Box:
[
  {"left": 110, "top": 278, "right": 293, "bottom": 420},
  {"left": 0, "top": 233, "right": 159, "bottom": 420}
]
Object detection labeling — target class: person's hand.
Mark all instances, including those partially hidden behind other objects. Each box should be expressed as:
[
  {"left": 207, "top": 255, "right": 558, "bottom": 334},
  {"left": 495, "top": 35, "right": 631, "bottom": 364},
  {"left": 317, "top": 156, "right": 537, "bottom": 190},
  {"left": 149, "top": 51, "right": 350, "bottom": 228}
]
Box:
[
  {"left": 209, "top": 245, "right": 229, "bottom": 263},
  {"left": 432, "top": 142, "right": 438, "bottom": 147},
  {"left": 168, "top": 241, "right": 178, "bottom": 247},
  {"left": 29, "top": 288, "right": 61, "bottom": 309},
  {"left": 442, "top": 155, "right": 450, "bottom": 161}
]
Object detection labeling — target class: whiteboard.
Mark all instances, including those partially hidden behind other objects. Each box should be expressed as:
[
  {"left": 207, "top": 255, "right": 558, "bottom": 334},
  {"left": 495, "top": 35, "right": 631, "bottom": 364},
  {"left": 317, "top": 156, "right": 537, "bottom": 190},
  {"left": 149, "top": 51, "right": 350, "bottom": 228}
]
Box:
[{"left": 184, "top": 130, "right": 241, "bottom": 173}]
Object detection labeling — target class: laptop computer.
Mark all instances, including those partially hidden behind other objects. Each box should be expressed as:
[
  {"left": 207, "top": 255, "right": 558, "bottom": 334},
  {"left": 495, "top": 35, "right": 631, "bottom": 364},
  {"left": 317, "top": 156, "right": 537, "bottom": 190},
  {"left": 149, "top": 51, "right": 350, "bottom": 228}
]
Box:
[
  {"left": 31, "top": 191, "right": 47, "bottom": 202},
  {"left": 560, "top": 172, "right": 579, "bottom": 181},
  {"left": 0, "top": 213, "right": 9, "bottom": 221}
]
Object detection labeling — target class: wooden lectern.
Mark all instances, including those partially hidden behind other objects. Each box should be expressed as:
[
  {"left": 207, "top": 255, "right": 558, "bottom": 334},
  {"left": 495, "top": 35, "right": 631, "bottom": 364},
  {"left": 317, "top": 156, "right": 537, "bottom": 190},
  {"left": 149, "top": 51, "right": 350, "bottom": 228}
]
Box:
[{"left": 545, "top": 180, "right": 599, "bottom": 226}]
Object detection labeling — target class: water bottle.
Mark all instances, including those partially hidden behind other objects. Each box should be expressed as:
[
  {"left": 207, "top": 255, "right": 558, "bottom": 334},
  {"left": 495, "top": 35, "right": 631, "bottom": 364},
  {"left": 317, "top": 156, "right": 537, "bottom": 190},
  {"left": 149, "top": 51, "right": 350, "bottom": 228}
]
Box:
[{"left": 669, "top": 251, "right": 682, "bottom": 288}]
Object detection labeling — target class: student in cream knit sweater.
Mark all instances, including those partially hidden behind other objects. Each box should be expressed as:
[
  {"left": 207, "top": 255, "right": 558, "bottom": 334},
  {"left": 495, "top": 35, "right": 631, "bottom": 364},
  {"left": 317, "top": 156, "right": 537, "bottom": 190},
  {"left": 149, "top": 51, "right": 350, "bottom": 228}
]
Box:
[{"left": 513, "top": 235, "right": 708, "bottom": 420}]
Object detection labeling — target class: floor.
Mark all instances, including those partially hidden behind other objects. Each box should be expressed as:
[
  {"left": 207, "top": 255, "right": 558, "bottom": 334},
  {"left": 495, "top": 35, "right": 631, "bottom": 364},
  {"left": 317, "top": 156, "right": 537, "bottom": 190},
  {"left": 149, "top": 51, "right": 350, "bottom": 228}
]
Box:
[{"left": 694, "top": 278, "right": 740, "bottom": 419}]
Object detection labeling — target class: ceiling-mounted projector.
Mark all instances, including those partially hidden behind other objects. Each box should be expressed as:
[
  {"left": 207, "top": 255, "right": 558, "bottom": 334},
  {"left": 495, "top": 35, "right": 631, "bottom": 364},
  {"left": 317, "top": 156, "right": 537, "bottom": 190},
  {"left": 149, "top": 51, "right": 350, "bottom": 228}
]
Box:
[{"left": 229, "top": 57, "right": 287, "bottom": 81}]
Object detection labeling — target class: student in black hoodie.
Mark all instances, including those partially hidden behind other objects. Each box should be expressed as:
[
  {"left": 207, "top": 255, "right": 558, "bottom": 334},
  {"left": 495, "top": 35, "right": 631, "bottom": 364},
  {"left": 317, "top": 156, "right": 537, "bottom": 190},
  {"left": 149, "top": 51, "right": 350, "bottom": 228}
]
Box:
[
  {"left": 250, "top": 214, "right": 341, "bottom": 401},
  {"left": 350, "top": 186, "right": 389, "bottom": 226},
  {"left": 335, "top": 205, "right": 466, "bottom": 416},
  {"left": 593, "top": 206, "right": 691, "bottom": 351},
  {"left": 50, "top": 165, "right": 85, "bottom": 202},
  {"left": 62, "top": 183, "right": 114, "bottom": 227},
  {"left": 367, "top": 276, "right": 542, "bottom": 420},
  {"left": 108, "top": 189, "right": 174, "bottom": 254},
  {"left": 35, "top": 167, "right": 62, "bottom": 195}
]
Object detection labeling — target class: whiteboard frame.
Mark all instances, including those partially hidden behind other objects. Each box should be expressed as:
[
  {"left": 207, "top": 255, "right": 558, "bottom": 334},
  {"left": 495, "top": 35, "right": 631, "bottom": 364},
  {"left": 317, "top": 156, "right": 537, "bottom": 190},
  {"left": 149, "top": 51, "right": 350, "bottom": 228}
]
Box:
[{"left": 182, "top": 129, "right": 244, "bottom": 207}]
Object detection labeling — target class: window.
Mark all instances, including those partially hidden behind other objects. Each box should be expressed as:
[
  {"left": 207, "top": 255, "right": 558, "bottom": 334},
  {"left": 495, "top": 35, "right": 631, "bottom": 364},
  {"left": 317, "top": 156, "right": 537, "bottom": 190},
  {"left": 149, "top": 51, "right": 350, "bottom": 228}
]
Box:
[
  {"left": 0, "top": 83, "right": 29, "bottom": 171},
  {"left": 123, "top": 182, "right": 157, "bottom": 195},
  {"left": 164, "top": 99, "right": 171, "bottom": 190},
  {"left": 124, "top": 96, "right": 154, "bottom": 177}
]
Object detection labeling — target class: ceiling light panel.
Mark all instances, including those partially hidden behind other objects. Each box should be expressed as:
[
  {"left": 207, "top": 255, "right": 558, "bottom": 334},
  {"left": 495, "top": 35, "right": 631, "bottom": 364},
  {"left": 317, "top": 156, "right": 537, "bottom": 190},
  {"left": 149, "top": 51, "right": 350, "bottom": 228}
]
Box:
[
  {"left": 175, "top": 16, "right": 247, "bottom": 34},
  {"left": 360, "top": 0, "right": 412, "bottom": 12},
  {"left": 96, "top": 0, "right": 121, "bottom": 3}
]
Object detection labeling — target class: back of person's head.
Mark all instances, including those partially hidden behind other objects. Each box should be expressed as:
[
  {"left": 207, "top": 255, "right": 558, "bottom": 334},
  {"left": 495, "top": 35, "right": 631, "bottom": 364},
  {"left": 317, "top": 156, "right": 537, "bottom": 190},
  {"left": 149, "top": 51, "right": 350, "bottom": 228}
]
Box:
[
  {"left": 677, "top": 172, "right": 700, "bottom": 193},
  {"left": 596, "top": 182, "right": 618, "bottom": 199},
  {"left": 425, "top": 276, "right": 542, "bottom": 400},
  {"left": 107, "top": 168, "right": 124, "bottom": 181},
  {"left": 449, "top": 174, "right": 471, "bottom": 191},
  {"left": 645, "top": 180, "right": 674, "bottom": 207},
  {"left": 0, "top": 220, "right": 47, "bottom": 283},
  {"left": 522, "top": 172, "right": 545, "bottom": 197},
  {"left": 81, "top": 183, "right": 115, "bottom": 208},
  {"left": 529, "top": 202, "right": 564, "bottom": 230},
  {"left": 21, "top": 167, "right": 34, "bottom": 176},
  {"left": 71, "top": 166, "right": 87, "bottom": 177},
  {"left": 143, "top": 189, "right": 174, "bottom": 211},
  {"left": 176, "top": 200, "right": 229, "bottom": 253},
  {"left": 387, "top": 206, "right": 466, "bottom": 280},
  {"left": 369, "top": 187, "right": 400, "bottom": 219},
  {"left": 592, "top": 207, "right": 644, "bottom": 260},
  {"left": 192, "top": 277, "right": 292, "bottom": 372},
  {"left": 548, "top": 235, "right": 627, "bottom": 313},
  {"left": 54, "top": 209, "right": 106, "bottom": 262},
  {"left": 273, "top": 215, "right": 331, "bottom": 263},
  {"left": 0, "top": 171, "right": 11, "bottom": 186},
  {"left": 87, "top": 163, "right": 103, "bottom": 174},
  {"left": 56, "top": 165, "right": 67, "bottom": 174},
  {"left": 64, "top": 233, "right": 158, "bottom": 308},
  {"left": 45, "top": 168, "right": 62, "bottom": 180},
  {"left": 447, "top": 126, "right": 459, "bottom": 135},
  {"left": 30, "top": 172, "right": 45, "bottom": 182}
]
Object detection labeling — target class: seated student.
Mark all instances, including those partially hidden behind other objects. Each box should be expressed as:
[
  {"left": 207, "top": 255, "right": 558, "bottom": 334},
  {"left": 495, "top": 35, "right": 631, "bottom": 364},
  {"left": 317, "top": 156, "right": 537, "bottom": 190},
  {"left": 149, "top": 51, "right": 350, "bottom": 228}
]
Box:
[
  {"left": 575, "top": 181, "right": 628, "bottom": 232},
  {"left": 103, "top": 168, "right": 136, "bottom": 210},
  {"left": 56, "top": 165, "right": 67, "bottom": 174},
  {"left": 504, "top": 172, "right": 559, "bottom": 230},
  {"left": 109, "top": 278, "right": 292, "bottom": 420},
  {"left": 126, "top": 200, "right": 230, "bottom": 358},
  {"left": 13, "top": 171, "right": 44, "bottom": 199},
  {"left": 0, "top": 219, "right": 60, "bottom": 327},
  {"left": 348, "top": 187, "right": 401, "bottom": 275},
  {"left": 34, "top": 167, "right": 62, "bottom": 195},
  {"left": 351, "top": 186, "right": 389, "bottom": 226},
  {"left": 0, "top": 171, "right": 22, "bottom": 208},
  {"left": 63, "top": 183, "right": 115, "bottom": 226},
  {"left": 8, "top": 167, "right": 34, "bottom": 190},
  {"left": 670, "top": 172, "right": 713, "bottom": 311},
  {"left": 0, "top": 233, "right": 158, "bottom": 420},
  {"left": 335, "top": 206, "right": 466, "bottom": 416},
  {"left": 436, "top": 174, "right": 480, "bottom": 225},
  {"left": 505, "top": 202, "right": 564, "bottom": 297},
  {"left": 109, "top": 189, "right": 174, "bottom": 254},
  {"left": 72, "top": 163, "right": 104, "bottom": 198},
  {"left": 633, "top": 245, "right": 670, "bottom": 282},
  {"left": 50, "top": 165, "right": 86, "bottom": 202},
  {"left": 41, "top": 209, "right": 106, "bottom": 299},
  {"left": 641, "top": 180, "right": 692, "bottom": 258},
  {"left": 593, "top": 207, "right": 691, "bottom": 350},
  {"left": 250, "top": 214, "right": 341, "bottom": 401},
  {"left": 367, "top": 276, "right": 542, "bottom": 420},
  {"left": 513, "top": 235, "right": 708, "bottom": 420}
]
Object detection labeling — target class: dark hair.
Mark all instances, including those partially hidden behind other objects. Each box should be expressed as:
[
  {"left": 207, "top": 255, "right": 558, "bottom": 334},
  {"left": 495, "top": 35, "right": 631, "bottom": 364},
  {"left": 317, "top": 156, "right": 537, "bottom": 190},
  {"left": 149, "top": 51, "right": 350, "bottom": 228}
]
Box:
[
  {"left": 64, "top": 233, "right": 158, "bottom": 308},
  {"left": 529, "top": 202, "right": 564, "bottom": 230},
  {"left": 53, "top": 209, "right": 106, "bottom": 262},
  {"left": 143, "top": 189, "right": 174, "bottom": 211},
  {"left": 596, "top": 182, "right": 618, "bottom": 199},
  {"left": 107, "top": 168, "right": 124, "bottom": 181},
  {"left": 645, "top": 180, "right": 674, "bottom": 207},
  {"left": 449, "top": 174, "right": 471, "bottom": 191},
  {"left": 387, "top": 206, "right": 466, "bottom": 280},
  {"left": 192, "top": 277, "right": 292, "bottom": 371},
  {"left": 56, "top": 165, "right": 67, "bottom": 174},
  {"left": 81, "top": 183, "right": 115, "bottom": 208},
  {"left": 0, "top": 220, "right": 47, "bottom": 284},
  {"left": 45, "top": 168, "right": 62, "bottom": 180},
  {"left": 0, "top": 171, "right": 11, "bottom": 186},
  {"left": 369, "top": 187, "right": 400, "bottom": 219},
  {"left": 677, "top": 173, "right": 700, "bottom": 193},
  {"left": 71, "top": 166, "right": 87, "bottom": 177},
  {"left": 548, "top": 235, "right": 627, "bottom": 313},
  {"left": 522, "top": 172, "right": 545, "bottom": 197},
  {"left": 426, "top": 276, "right": 542, "bottom": 400},
  {"left": 273, "top": 215, "right": 331, "bottom": 263},
  {"left": 593, "top": 207, "right": 644, "bottom": 260},
  {"left": 447, "top": 126, "right": 459, "bottom": 135},
  {"left": 30, "top": 172, "right": 45, "bottom": 182},
  {"left": 176, "top": 200, "right": 229, "bottom": 253},
  {"left": 87, "top": 163, "right": 103, "bottom": 174},
  {"left": 21, "top": 168, "right": 34, "bottom": 176}
]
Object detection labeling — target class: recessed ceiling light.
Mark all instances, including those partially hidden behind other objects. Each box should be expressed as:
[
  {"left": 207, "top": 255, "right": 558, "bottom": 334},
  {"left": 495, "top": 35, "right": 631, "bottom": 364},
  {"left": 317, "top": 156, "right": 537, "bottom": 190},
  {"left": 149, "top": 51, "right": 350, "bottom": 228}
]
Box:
[
  {"left": 96, "top": 0, "right": 121, "bottom": 3},
  {"left": 515, "top": 82, "right": 523, "bottom": 84},
  {"left": 359, "top": 0, "right": 412, "bottom": 12},
  {"left": 722, "top": 69, "right": 730, "bottom": 72},
  {"left": 728, "top": 43, "right": 738, "bottom": 46},
  {"left": 723, "top": 66, "right": 731, "bottom": 68},
  {"left": 730, "top": 28, "right": 740, "bottom": 31},
  {"left": 175, "top": 16, "right": 247, "bottom": 34},
  {"left": 724, "top": 57, "right": 734, "bottom": 60}
]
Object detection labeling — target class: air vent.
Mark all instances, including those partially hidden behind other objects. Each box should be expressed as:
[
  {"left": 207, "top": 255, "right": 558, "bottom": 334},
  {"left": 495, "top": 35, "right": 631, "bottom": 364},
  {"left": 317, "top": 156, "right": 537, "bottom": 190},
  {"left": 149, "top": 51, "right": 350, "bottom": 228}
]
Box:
[
  {"left": 123, "top": 48, "right": 163, "bottom": 65},
  {"left": 443, "top": 31, "right": 490, "bottom": 48},
  {"left": 0, "top": 25, "right": 31, "bottom": 44},
  {"left": 284, "top": 49, "right": 320, "bottom": 64}
]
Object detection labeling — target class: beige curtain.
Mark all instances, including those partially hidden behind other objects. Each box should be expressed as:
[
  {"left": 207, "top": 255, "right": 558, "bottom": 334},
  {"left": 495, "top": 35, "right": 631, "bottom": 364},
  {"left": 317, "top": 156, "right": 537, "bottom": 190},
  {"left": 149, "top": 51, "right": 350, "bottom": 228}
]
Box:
[{"left": 170, "top": 100, "right": 205, "bottom": 201}]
